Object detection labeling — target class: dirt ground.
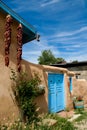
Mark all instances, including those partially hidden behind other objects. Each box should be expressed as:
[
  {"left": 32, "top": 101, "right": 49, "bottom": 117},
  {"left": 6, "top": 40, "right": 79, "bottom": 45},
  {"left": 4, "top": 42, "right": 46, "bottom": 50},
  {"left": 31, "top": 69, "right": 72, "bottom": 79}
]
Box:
[{"left": 58, "top": 110, "right": 87, "bottom": 130}]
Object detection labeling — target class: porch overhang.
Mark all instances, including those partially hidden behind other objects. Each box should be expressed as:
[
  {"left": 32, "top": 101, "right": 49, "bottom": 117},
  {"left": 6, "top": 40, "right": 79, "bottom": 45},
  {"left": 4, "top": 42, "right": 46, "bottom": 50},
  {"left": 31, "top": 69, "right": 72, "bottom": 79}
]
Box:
[{"left": 0, "top": 1, "right": 38, "bottom": 44}]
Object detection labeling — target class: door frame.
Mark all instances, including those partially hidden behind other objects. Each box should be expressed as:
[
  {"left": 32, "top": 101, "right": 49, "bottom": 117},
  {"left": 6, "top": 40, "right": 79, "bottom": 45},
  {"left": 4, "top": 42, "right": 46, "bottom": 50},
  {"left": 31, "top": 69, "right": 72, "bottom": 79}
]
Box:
[{"left": 48, "top": 72, "right": 65, "bottom": 113}]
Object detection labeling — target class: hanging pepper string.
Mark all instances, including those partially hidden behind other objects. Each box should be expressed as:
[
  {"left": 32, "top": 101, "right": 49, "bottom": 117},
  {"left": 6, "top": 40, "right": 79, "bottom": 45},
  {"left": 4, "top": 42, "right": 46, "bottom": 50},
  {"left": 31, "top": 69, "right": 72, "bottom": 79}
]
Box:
[
  {"left": 17, "top": 24, "right": 23, "bottom": 72},
  {"left": 4, "top": 15, "right": 12, "bottom": 66}
]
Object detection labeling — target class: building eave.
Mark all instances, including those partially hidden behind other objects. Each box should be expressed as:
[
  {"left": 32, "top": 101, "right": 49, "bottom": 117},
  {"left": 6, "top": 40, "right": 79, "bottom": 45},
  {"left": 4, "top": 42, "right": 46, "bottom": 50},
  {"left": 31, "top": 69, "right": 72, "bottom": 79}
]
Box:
[
  {"left": 0, "top": 1, "right": 37, "bottom": 44},
  {"left": 51, "top": 61, "right": 87, "bottom": 68}
]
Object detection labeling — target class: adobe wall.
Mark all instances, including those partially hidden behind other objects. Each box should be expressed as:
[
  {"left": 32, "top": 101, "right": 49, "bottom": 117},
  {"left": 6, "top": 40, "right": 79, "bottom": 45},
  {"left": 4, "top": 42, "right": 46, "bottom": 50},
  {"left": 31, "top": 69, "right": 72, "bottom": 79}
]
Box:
[
  {"left": 0, "top": 11, "right": 20, "bottom": 123},
  {"left": 68, "top": 66, "right": 87, "bottom": 80},
  {"left": 21, "top": 60, "right": 74, "bottom": 113},
  {"left": 73, "top": 78, "right": 87, "bottom": 107},
  {"left": 64, "top": 73, "right": 73, "bottom": 110},
  {"left": 0, "top": 11, "right": 74, "bottom": 123},
  {"left": 21, "top": 60, "right": 48, "bottom": 113}
]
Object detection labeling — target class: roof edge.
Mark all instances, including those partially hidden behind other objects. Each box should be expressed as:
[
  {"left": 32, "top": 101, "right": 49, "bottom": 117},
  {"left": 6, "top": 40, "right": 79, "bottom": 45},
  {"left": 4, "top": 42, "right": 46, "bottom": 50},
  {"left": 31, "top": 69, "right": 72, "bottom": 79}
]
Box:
[{"left": 0, "top": 1, "right": 37, "bottom": 34}]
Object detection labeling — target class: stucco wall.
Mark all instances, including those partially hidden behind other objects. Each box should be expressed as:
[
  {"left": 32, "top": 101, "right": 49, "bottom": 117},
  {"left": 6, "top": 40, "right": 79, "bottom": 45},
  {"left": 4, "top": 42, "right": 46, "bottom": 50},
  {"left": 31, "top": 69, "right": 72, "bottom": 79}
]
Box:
[
  {"left": 73, "top": 78, "right": 87, "bottom": 106},
  {"left": 64, "top": 74, "right": 73, "bottom": 110},
  {"left": 0, "top": 11, "right": 74, "bottom": 123},
  {"left": 68, "top": 66, "right": 87, "bottom": 80},
  {"left": 21, "top": 60, "right": 74, "bottom": 112},
  {"left": 0, "top": 11, "right": 19, "bottom": 123},
  {"left": 21, "top": 60, "right": 48, "bottom": 113}
]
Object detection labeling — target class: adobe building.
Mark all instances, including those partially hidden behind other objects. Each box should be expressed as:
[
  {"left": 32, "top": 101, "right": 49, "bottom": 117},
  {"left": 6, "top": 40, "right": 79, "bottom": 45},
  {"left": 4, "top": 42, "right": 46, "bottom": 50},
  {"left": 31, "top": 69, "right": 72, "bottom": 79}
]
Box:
[
  {"left": 52, "top": 62, "right": 87, "bottom": 108},
  {"left": 52, "top": 61, "right": 87, "bottom": 80},
  {"left": 0, "top": 1, "right": 38, "bottom": 122},
  {"left": 0, "top": 1, "right": 87, "bottom": 123}
]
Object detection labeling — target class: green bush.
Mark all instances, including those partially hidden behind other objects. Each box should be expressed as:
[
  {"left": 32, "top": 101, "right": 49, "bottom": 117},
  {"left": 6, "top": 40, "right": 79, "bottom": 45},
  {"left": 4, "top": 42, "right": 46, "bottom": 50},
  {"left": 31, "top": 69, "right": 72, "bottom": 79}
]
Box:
[{"left": 10, "top": 69, "right": 41, "bottom": 124}]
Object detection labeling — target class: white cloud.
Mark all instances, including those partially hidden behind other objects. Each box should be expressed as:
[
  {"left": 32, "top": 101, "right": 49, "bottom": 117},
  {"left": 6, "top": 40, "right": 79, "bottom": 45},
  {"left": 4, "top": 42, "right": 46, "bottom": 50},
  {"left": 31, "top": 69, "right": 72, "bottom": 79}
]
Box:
[
  {"left": 65, "top": 45, "right": 81, "bottom": 51},
  {"left": 41, "top": 0, "right": 60, "bottom": 7},
  {"left": 59, "top": 47, "right": 87, "bottom": 62},
  {"left": 9, "top": 0, "right": 42, "bottom": 12},
  {"left": 57, "top": 26, "right": 87, "bottom": 37},
  {"left": 11, "top": 0, "right": 60, "bottom": 13},
  {"left": 66, "top": 54, "right": 87, "bottom": 62}
]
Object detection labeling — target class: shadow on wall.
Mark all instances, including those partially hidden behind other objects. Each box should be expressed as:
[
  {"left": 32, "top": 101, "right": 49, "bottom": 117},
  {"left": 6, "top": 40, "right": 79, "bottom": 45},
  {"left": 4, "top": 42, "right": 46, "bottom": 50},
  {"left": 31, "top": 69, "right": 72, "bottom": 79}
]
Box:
[{"left": 21, "top": 59, "right": 48, "bottom": 113}]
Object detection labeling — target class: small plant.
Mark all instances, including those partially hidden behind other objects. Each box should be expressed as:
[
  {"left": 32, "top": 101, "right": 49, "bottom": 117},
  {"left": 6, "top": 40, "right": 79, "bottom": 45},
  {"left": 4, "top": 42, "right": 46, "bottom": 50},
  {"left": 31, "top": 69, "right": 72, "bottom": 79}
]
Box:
[
  {"left": 74, "top": 108, "right": 84, "bottom": 115},
  {"left": 40, "top": 113, "right": 75, "bottom": 130},
  {"left": 76, "top": 96, "right": 83, "bottom": 102},
  {"left": 74, "top": 111, "right": 87, "bottom": 122},
  {"left": 73, "top": 96, "right": 84, "bottom": 109},
  {"left": 73, "top": 96, "right": 83, "bottom": 102}
]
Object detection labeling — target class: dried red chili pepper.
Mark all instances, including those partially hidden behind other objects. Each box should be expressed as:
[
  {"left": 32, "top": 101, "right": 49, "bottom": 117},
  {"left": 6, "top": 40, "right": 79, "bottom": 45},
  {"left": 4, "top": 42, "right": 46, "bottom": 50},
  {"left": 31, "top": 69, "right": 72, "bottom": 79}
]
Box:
[
  {"left": 17, "top": 24, "right": 23, "bottom": 72},
  {"left": 4, "top": 15, "right": 12, "bottom": 66}
]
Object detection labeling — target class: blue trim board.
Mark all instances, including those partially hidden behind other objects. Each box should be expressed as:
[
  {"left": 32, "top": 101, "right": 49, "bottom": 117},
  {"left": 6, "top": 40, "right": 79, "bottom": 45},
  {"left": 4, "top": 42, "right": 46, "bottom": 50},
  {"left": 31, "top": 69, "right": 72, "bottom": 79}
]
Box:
[
  {"left": 62, "top": 74, "right": 65, "bottom": 109},
  {"left": 0, "top": 1, "right": 36, "bottom": 33},
  {"left": 0, "top": 1, "right": 37, "bottom": 43},
  {"left": 69, "top": 77, "right": 72, "bottom": 92}
]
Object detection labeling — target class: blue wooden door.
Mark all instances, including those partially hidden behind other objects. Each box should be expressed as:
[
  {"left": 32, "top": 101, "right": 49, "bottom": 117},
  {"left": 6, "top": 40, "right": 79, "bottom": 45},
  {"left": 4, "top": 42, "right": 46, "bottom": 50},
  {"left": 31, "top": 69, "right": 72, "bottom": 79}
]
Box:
[
  {"left": 48, "top": 73, "right": 56, "bottom": 112},
  {"left": 48, "top": 73, "right": 65, "bottom": 113}
]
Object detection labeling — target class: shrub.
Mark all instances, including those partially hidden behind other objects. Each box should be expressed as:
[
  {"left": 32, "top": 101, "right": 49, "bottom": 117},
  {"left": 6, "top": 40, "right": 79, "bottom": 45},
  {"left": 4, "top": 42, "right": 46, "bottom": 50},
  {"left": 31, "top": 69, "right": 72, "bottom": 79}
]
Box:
[{"left": 10, "top": 69, "right": 41, "bottom": 124}]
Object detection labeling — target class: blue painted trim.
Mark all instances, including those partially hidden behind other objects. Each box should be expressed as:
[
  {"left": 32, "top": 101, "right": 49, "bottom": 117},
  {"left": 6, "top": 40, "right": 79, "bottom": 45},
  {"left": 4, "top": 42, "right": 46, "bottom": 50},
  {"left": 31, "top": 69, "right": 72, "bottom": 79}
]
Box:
[
  {"left": 75, "top": 106, "right": 84, "bottom": 109},
  {"left": 69, "top": 77, "right": 72, "bottom": 92},
  {"left": 0, "top": 1, "right": 37, "bottom": 34},
  {"left": 62, "top": 74, "right": 66, "bottom": 109}
]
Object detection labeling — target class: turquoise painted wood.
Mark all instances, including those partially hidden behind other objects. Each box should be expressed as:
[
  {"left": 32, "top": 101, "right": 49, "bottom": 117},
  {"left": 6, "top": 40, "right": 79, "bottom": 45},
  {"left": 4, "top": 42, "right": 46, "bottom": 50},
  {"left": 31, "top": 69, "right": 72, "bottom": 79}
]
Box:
[
  {"left": 0, "top": 1, "right": 37, "bottom": 43},
  {"left": 0, "top": 1, "right": 36, "bottom": 33},
  {"left": 69, "top": 77, "right": 72, "bottom": 92},
  {"left": 48, "top": 74, "right": 56, "bottom": 112},
  {"left": 48, "top": 73, "right": 65, "bottom": 113},
  {"left": 74, "top": 101, "right": 84, "bottom": 109}
]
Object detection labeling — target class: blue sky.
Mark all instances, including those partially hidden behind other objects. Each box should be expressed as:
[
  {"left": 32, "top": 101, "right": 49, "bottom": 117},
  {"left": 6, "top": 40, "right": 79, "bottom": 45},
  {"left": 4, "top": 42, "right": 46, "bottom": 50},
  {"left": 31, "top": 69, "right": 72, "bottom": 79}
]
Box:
[{"left": 2, "top": 0, "right": 87, "bottom": 63}]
